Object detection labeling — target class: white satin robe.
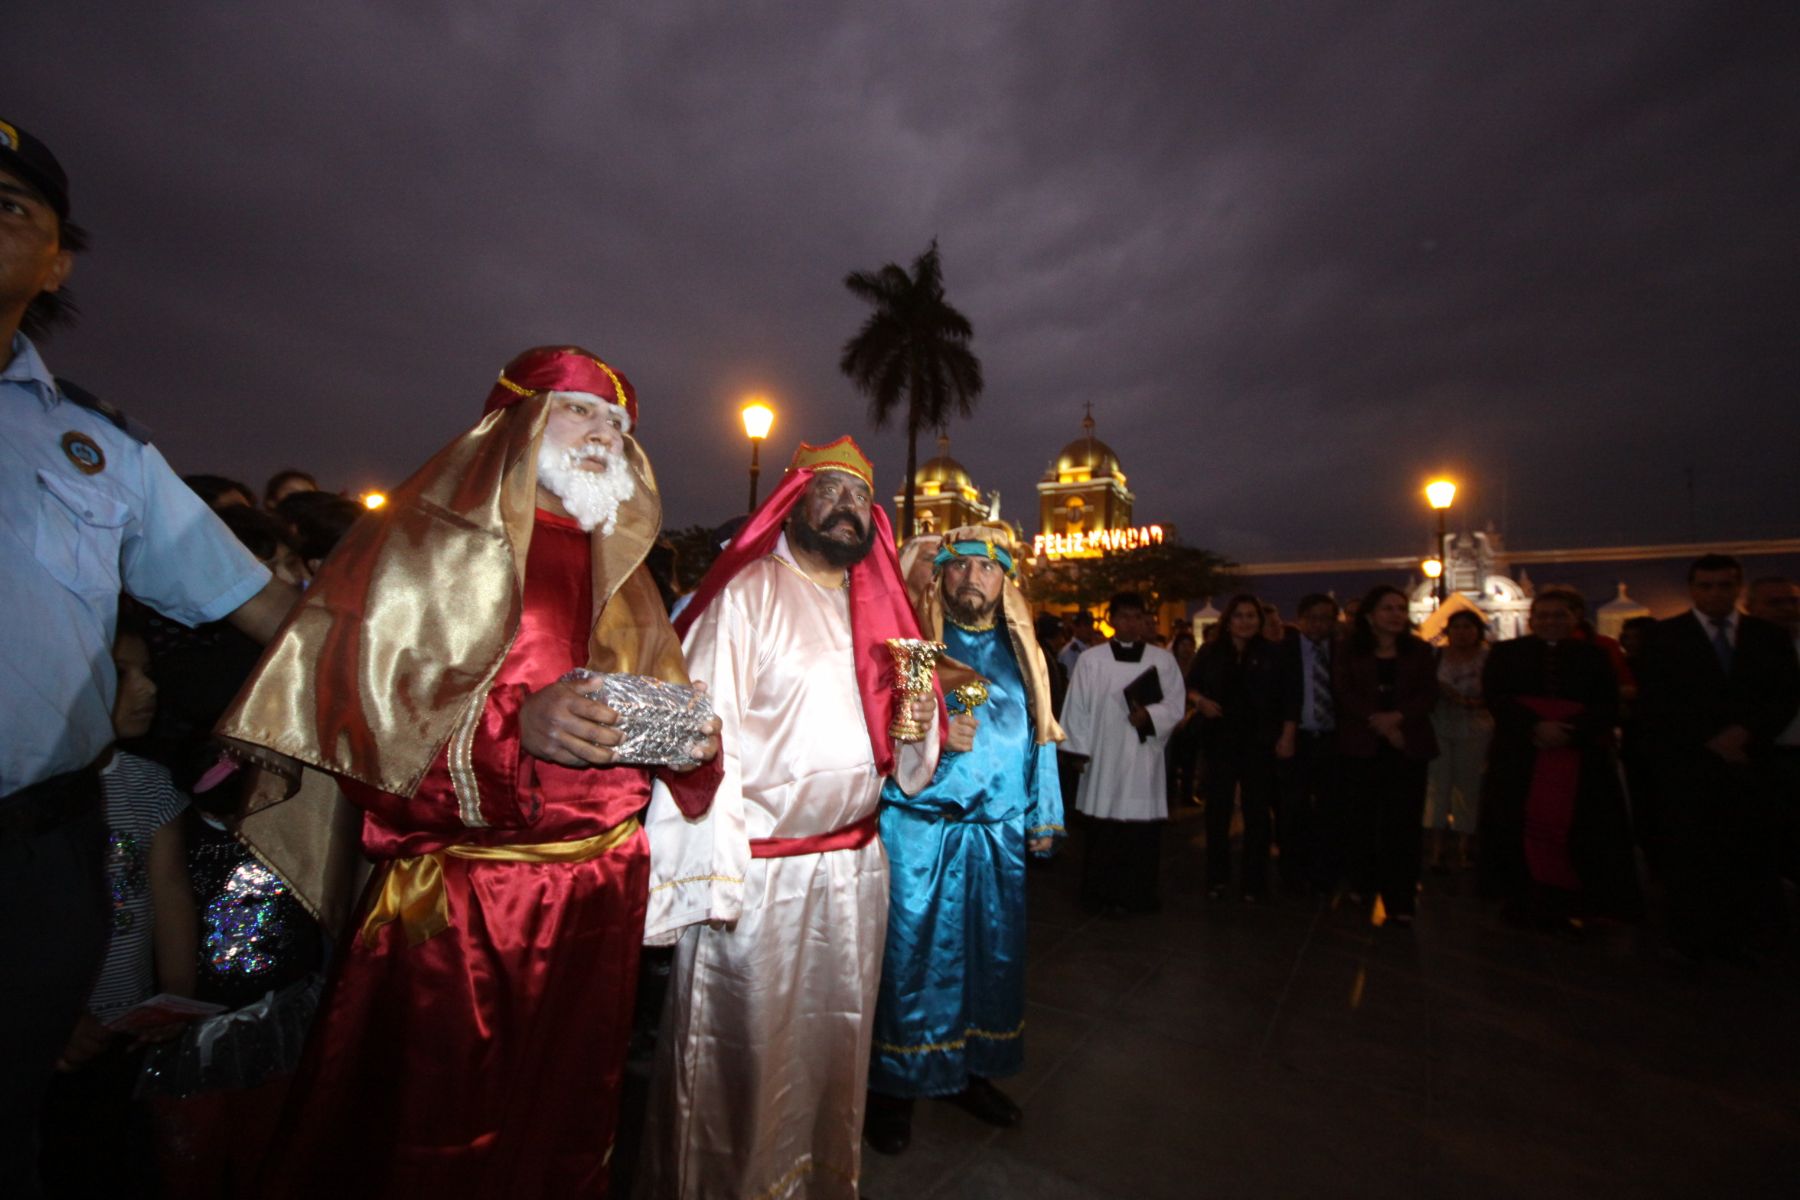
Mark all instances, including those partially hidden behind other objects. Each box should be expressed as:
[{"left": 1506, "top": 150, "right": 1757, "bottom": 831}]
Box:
[{"left": 640, "top": 536, "right": 936, "bottom": 1199}]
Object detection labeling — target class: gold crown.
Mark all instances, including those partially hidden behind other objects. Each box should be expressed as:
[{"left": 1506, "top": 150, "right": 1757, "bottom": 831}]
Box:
[{"left": 789, "top": 436, "right": 874, "bottom": 488}]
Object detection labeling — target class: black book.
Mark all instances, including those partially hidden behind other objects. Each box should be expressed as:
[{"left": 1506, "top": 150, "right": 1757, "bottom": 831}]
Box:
[{"left": 1122, "top": 667, "right": 1162, "bottom": 743}]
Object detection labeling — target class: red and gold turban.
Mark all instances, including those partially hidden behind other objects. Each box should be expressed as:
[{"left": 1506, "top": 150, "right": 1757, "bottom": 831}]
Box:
[
  {"left": 788, "top": 435, "right": 875, "bottom": 488},
  {"left": 484, "top": 345, "right": 639, "bottom": 427}
]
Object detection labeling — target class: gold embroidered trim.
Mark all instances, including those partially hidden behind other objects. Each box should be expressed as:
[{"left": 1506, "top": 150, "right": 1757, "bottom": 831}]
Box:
[
  {"left": 494, "top": 371, "right": 535, "bottom": 398},
  {"left": 648, "top": 872, "right": 744, "bottom": 893},
  {"left": 1028, "top": 823, "right": 1067, "bottom": 835},
  {"left": 448, "top": 692, "right": 489, "bottom": 828},
  {"left": 873, "top": 1019, "right": 1026, "bottom": 1055},
  {"left": 591, "top": 359, "right": 628, "bottom": 413},
  {"left": 945, "top": 614, "right": 998, "bottom": 633},
  {"left": 751, "top": 1154, "right": 855, "bottom": 1200}
]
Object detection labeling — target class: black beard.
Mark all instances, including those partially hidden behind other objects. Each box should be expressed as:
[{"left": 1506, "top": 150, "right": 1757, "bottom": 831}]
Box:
[
  {"left": 790, "top": 511, "right": 875, "bottom": 568},
  {"left": 943, "top": 585, "right": 999, "bottom": 627}
]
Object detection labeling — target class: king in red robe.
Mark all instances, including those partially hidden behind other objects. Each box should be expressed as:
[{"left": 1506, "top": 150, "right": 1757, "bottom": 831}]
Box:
[{"left": 220, "top": 346, "right": 719, "bottom": 1198}]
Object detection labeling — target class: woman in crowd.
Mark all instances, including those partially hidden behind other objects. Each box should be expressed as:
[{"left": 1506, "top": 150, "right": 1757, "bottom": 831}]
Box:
[
  {"left": 1424, "top": 609, "right": 1492, "bottom": 871},
  {"left": 1166, "top": 629, "right": 1202, "bottom": 808},
  {"left": 1187, "top": 594, "right": 1285, "bottom": 901},
  {"left": 1478, "top": 591, "right": 1643, "bottom": 928},
  {"left": 1335, "top": 585, "right": 1439, "bottom": 926}
]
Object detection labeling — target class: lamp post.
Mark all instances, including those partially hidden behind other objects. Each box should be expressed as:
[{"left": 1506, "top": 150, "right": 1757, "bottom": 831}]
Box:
[
  {"left": 1425, "top": 478, "right": 1456, "bottom": 603},
  {"left": 741, "top": 399, "right": 775, "bottom": 512},
  {"left": 1422, "top": 557, "right": 1444, "bottom": 607}
]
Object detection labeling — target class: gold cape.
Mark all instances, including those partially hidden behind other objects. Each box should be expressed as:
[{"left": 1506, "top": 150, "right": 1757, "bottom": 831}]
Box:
[
  {"left": 216, "top": 395, "right": 686, "bottom": 931},
  {"left": 897, "top": 529, "right": 1064, "bottom": 746}
]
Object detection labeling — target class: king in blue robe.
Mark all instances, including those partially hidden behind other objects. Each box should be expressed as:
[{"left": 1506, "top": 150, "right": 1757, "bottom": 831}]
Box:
[{"left": 866, "top": 525, "right": 1064, "bottom": 1150}]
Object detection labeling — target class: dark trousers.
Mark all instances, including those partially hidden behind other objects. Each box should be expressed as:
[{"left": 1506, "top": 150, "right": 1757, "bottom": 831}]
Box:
[
  {"left": 40, "top": 1041, "right": 158, "bottom": 1197},
  {"left": 0, "top": 804, "right": 109, "bottom": 1200},
  {"left": 1277, "top": 731, "right": 1340, "bottom": 893},
  {"left": 1080, "top": 816, "right": 1163, "bottom": 913},
  {"left": 1343, "top": 749, "right": 1428, "bottom": 918},
  {"left": 1773, "top": 748, "right": 1800, "bottom": 885},
  {"left": 1662, "top": 757, "right": 1784, "bottom": 956},
  {"left": 1203, "top": 744, "right": 1277, "bottom": 895}
]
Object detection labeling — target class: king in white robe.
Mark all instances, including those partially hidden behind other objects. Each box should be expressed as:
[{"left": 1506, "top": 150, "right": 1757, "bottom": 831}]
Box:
[{"left": 639, "top": 533, "right": 936, "bottom": 1199}]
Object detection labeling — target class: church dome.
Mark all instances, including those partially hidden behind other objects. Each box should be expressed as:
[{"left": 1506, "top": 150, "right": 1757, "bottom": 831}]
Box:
[
  {"left": 1045, "top": 413, "right": 1124, "bottom": 483},
  {"left": 916, "top": 450, "right": 974, "bottom": 492},
  {"left": 908, "top": 434, "right": 979, "bottom": 500}
]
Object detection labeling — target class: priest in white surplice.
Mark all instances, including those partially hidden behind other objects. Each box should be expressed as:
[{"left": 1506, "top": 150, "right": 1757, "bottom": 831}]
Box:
[
  {"left": 1061, "top": 592, "right": 1187, "bottom": 915},
  {"left": 637, "top": 437, "right": 960, "bottom": 1200}
]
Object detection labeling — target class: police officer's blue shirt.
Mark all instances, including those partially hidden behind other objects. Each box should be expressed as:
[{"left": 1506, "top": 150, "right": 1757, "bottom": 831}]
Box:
[{"left": 2, "top": 333, "right": 271, "bottom": 796}]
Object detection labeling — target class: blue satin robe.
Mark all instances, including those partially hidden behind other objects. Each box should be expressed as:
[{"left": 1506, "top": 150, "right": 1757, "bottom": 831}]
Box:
[{"left": 869, "top": 622, "right": 1064, "bottom": 1097}]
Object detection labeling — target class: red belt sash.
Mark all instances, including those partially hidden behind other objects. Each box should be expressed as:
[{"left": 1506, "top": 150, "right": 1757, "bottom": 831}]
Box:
[{"left": 750, "top": 811, "right": 879, "bottom": 859}]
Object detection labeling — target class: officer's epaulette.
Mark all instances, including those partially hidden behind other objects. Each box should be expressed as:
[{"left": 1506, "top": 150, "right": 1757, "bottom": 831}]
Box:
[{"left": 54, "top": 377, "right": 154, "bottom": 445}]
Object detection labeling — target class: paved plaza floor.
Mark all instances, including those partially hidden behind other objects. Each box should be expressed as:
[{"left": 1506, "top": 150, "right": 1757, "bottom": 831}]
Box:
[{"left": 861, "top": 808, "right": 1800, "bottom": 1200}]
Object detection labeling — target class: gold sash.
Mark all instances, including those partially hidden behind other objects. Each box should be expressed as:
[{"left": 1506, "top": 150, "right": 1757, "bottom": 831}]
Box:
[{"left": 360, "top": 818, "right": 642, "bottom": 948}]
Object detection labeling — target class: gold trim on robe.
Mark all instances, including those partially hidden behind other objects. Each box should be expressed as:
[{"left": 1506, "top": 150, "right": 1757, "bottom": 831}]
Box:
[{"left": 216, "top": 394, "right": 687, "bottom": 928}]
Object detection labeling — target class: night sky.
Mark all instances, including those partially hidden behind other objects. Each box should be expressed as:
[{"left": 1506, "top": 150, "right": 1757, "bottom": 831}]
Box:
[{"left": 13, "top": 3, "right": 1798, "bottom": 563}]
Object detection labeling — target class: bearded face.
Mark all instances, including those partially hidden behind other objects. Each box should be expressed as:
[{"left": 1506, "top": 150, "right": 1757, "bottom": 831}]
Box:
[
  {"left": 535, "top": 391, "right": 637, "bottom": 535},
  {"left": 940, "top": 554, "right": 1005, "bottom": 626},
  {"left": 788, "top": 471, "right": 875, "bottom": 568}
]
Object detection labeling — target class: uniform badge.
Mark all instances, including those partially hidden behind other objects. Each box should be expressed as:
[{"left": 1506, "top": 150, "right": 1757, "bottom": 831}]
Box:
[
  {"left": 61, "top": 431, "right": 106, "bottom": 475},
  {"left": 0, "top": 120, "right": 19, "bottom": 152}
]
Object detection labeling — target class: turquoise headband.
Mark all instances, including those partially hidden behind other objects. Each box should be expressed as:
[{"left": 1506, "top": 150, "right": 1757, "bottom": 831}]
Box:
[{"left": 933, "top": 540, "right": 1015, "bottom": 575}]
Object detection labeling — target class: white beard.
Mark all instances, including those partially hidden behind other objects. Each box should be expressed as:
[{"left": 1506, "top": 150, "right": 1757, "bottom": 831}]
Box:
[{"left": 536, "top": 441, "right": 637, "bottom": 535}]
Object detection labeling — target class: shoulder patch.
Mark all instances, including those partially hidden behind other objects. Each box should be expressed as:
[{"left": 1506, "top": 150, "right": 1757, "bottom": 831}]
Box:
[{"left": 54, "top": 377, "right": 154, "bottom": 445}]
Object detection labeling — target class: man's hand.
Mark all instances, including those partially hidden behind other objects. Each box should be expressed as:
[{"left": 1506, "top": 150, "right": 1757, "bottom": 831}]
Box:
[
  {"left": 56, "top": 1012, "right": 115, "bottom": 1071},
  {"left": 906, "top": 694, "right": 937, "bottom": 730},
  {"left": 1128, "top": 703, "right": 1153, "bottom": 733},
  {"left": 1275, "top": 723, "right": 1298, "bottom": 760},
  {"left": 1532, "top": 720, "right": 1574, "bottom": 750},
  {"left": 1027, "top": 836, "right": 1053, "bottom": 854},
  {"left": 671, "top": 680, "right": 723, "bottom": 773},
  {"left": 520, "top": 680, "right": 624, "bottom": 767},
  {"left": 1191, "top": 693, "right": 1224, "bottom": 720},
  {"left": 1705, "top": 724, "right": 1752, "bottom": 764},
  {"left": 947, "top": 713, "right": 978, "bottom": 754},
  {"left": 1368, "top": 712, "right": 1405, "bottom": 749}
]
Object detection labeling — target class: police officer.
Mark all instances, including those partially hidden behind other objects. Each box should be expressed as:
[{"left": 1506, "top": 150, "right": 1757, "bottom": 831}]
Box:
[{"left": 1, "top": 117, "right": 297, "bottom": 1197}]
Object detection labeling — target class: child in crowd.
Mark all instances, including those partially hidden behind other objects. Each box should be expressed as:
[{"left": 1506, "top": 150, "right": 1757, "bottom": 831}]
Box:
[
  {"left": 138, "top": 764, "right": 325, "bottom": 1197},
  {"left": 40, "top": 616, "right": 195, "bottom": 1195}
]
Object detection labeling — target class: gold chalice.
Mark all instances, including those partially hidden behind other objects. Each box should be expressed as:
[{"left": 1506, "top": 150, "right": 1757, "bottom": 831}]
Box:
[{"left": 885, "top": 637, "right": 947, "bottom": 742}]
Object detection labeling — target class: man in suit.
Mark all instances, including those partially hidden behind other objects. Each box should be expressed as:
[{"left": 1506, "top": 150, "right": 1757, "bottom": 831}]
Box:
[
  {"left": 1746, "top": 577, "right": 1800, "bottom": 887},
  {"left": 1275, "top": 594, "right": 1342, "bottom": 895},
  {"left": 1637, "top": 555, "right": 1799, "bottom": 965}
]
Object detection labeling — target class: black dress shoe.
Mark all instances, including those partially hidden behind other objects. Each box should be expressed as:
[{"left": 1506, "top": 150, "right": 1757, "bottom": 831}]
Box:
[
  {"left": 863, "top": 1093, "right": 914, "bottom": 1155},
  {"left": 945, "top": 1076, "right": 1022, "bottom": 1128}
]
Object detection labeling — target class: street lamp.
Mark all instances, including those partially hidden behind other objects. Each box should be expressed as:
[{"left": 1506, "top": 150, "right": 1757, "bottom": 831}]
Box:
[
  {"left": 361, "top": 491, "right": 387, "bottom": 511},
  {"left": 1425, "top": 479, "right": 1456, "bottom": 603},
  {"left": 741, "top": 399, "right": 775, "bottom": 512}
]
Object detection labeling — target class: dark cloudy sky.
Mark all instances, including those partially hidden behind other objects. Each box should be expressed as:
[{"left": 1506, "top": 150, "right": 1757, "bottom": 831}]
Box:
[{"left": 13, "top": 2, "right": 1798, "bottom": 562}]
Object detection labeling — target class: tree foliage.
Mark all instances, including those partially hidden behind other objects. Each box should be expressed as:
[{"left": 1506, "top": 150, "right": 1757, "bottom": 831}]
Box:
[{"left": 839, "top": 240, "right": 983, "bottom": 538}]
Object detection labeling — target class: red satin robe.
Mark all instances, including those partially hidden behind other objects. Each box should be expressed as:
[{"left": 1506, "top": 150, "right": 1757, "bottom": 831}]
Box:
[{"left": 264, "top": 509, "right": 717, "bottom": 1199}]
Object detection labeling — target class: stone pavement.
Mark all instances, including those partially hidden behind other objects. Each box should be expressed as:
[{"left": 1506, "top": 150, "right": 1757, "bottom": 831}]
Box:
[{"left": 862, "top": 808, "right": 1800, "bottom": 1199}]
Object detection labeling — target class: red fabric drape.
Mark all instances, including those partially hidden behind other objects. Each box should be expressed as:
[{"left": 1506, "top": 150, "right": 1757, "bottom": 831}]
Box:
[
  {"left": 1519, "top": 694, "right": 1584, "bottom": 892},
  {"left": 674, "top": 468, "right": 942, "bottom": 777}
]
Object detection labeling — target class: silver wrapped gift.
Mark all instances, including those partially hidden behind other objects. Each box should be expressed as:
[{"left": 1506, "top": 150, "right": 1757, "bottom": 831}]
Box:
[{"left": 559, "top": 669, "right": 716, "bottom": 768}]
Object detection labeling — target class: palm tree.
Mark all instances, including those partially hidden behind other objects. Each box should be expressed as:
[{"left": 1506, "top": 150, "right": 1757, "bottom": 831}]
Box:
[{"left": 840, "top": 240, "right": 984, "bottom": 539}]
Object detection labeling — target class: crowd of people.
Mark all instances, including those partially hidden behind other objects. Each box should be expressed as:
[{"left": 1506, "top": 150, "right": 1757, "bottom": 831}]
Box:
[
  {"left": 7, "top": 116, "right": 1800, "bottom": 1200},
  {"left": 1026, "top": 570, "right": 1800, "bottom": 955}
]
